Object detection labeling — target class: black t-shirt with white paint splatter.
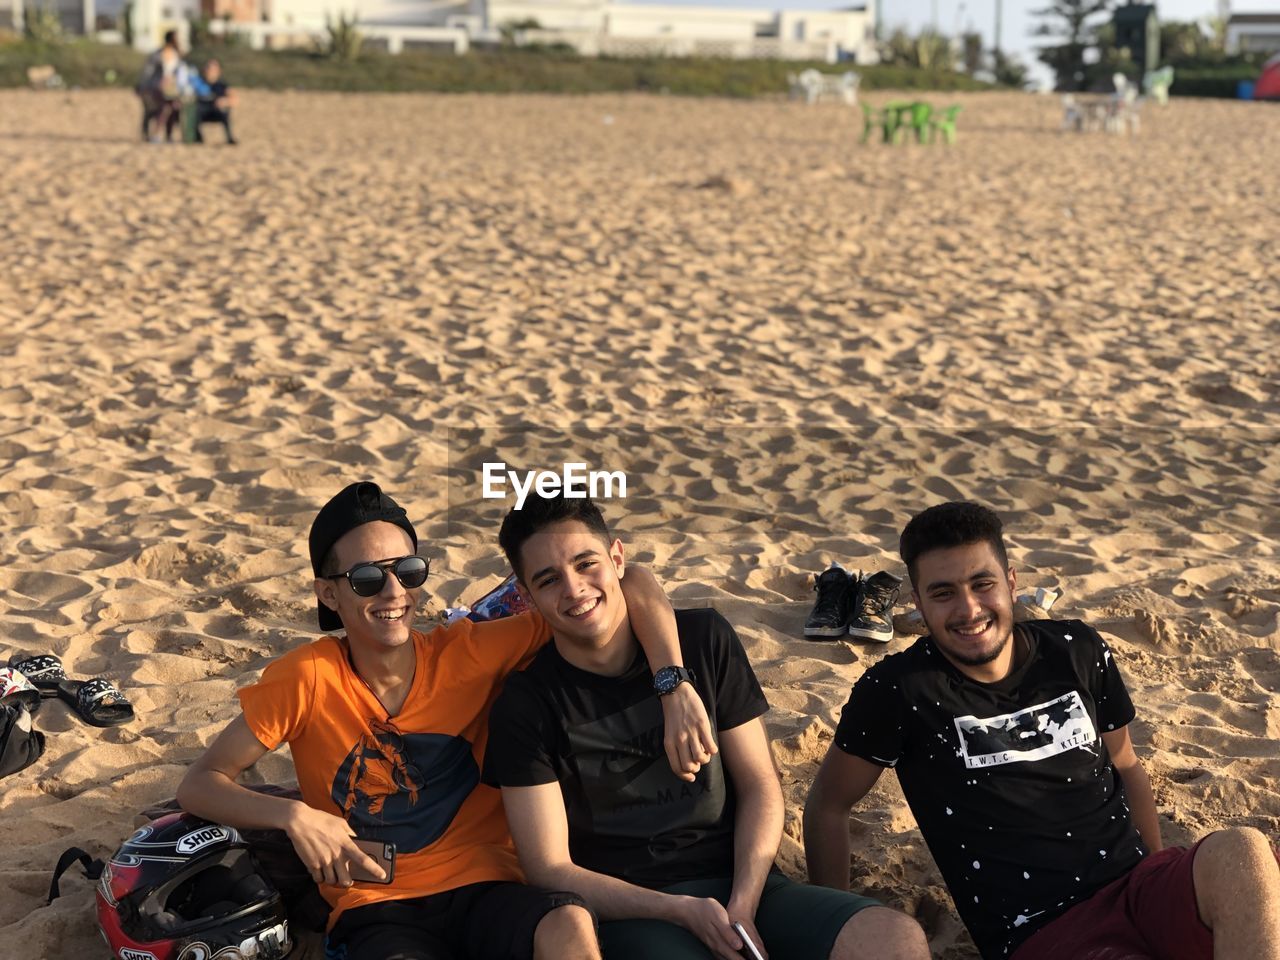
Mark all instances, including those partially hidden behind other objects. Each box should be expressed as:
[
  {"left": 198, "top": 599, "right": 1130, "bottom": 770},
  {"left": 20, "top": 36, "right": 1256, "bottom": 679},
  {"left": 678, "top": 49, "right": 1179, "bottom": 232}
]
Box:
[{"left": 834, "top": 619, "right": 1145, "bottom": 960}]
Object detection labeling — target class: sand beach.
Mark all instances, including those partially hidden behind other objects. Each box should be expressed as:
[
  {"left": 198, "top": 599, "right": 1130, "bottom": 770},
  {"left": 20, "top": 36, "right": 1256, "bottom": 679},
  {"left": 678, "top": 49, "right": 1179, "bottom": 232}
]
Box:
[{"left": 1, "top": 87, "right": 1277, "bottom": 958}]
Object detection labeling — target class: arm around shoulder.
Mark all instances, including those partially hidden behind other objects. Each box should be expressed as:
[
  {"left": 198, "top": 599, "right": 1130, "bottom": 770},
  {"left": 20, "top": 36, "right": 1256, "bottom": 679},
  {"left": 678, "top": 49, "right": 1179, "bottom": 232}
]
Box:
[{"left": 620, "top": 565, "right": 717, "bottom": 780}]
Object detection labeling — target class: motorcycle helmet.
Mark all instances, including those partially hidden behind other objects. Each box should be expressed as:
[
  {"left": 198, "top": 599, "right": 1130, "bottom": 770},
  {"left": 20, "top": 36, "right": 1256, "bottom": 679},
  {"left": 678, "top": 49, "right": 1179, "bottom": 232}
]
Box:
[{"left": 96, "top": 812, "right": 292, "bottom": 960}]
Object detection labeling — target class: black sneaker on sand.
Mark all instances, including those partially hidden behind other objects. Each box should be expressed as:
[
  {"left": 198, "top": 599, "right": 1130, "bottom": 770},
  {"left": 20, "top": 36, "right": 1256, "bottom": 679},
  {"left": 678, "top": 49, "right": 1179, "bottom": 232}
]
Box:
[
  {"left": 804, "top": 565, "right": 854, "bottom": 639},
  {"left": 848, "top": 570, "right": 902, "bottom": 643}
]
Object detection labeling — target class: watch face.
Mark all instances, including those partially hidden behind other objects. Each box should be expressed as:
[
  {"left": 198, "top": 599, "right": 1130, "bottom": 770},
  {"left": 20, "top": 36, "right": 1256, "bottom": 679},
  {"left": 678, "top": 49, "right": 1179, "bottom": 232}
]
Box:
[{"left": 655, "top": 667, "right": 692, "bottom": 694}]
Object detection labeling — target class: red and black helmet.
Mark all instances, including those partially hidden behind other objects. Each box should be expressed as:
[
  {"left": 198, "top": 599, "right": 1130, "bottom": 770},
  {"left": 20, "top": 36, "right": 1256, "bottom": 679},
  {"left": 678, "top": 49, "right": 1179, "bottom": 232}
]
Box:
[{"left": 96, "top": 812, "right": 292, "bottom": 960}]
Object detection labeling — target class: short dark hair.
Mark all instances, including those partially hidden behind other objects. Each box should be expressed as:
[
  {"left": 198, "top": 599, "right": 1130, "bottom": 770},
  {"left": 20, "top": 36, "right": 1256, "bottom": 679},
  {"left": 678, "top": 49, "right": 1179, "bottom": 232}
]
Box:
[
  {"left": 163, "top": 29, "right": 178, "bottom": 46},
  {"left": 319, "top": 546, "right": 341, "bottom": 578},
  {"left": 499, "top": 494, "right": 612, "bottom": 583},
  {"left": 899, "top": 501, "right": 1009, "bottom": 585}
]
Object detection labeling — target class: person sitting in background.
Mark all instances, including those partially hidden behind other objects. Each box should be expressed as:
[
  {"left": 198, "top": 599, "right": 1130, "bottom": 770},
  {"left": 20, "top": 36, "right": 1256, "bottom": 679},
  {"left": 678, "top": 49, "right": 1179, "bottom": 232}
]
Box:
[
  {"left": 153, "top": 47, "right": 193, "bottom": 143},
  {"left": 192, "top": 59, "right": 238, "bottom": 145},
  {"left": 136, "top": 30, "right": 180, "bottom": 143}
]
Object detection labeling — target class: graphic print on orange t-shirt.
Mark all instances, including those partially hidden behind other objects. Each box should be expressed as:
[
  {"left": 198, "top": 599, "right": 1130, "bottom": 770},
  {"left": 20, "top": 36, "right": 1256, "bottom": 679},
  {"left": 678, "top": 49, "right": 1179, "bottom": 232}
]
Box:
[
  {"left": 337, "top": 719, "right": 423, "bottom": 816},
  {"left": 332, "top": 719, "right": 482, "bottom": 853}
]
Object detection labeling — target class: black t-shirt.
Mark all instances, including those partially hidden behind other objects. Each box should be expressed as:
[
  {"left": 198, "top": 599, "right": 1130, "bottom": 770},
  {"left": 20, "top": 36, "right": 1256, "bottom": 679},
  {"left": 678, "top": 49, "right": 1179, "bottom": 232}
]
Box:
[
  {"left": 483, "top": 607, "right": 768, "bottom": 887},
  {"left": 834, "top": 619, "right": 1145, "bottom": 960},
  {"left": 200, "top": 80, "right": 227, "bottom": 103}
]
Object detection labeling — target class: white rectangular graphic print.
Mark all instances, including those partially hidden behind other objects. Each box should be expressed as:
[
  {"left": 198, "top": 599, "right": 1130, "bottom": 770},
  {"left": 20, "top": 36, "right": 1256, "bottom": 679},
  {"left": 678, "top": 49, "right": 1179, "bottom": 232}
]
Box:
[{"left": 953, "top": 691, "right": 1097, "bottom": 769}]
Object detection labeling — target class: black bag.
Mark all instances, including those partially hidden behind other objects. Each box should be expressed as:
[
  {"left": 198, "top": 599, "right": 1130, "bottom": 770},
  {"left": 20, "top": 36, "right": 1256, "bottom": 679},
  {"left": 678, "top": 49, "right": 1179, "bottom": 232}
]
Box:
[{"left": 0, "top": 702, "right": 46, "bottom": 779}]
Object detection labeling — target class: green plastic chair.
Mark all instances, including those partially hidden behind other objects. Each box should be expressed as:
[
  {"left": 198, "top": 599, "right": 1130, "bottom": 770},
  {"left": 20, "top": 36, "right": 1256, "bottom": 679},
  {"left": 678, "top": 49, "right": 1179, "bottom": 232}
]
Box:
[
  {"left": 860, "top": 103, "right": 878, "bottom": 144},
  {"left": 882, "top": 100, "right": 912, "bottom": 144},
  {"left": 907, "top": 102, "right": 934, "bottom": 143},
  {"left": 861, "top": 103, "right": 907, "bottom": 144},
  {"left": 929, "top": 105, "right": 961, "bottom": 144}
]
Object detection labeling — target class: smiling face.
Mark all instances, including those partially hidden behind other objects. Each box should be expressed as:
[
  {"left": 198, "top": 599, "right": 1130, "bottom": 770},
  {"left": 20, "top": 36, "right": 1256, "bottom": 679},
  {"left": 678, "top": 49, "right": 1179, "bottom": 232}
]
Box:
[
  {"left": 516, "top": 519, "right": 632, "bottom": 667},
  {"left": 911, "top": 540, "right": 1018, "bottom": 683},
  {"left": 314, "top": 521, "right": 420, "bottom": 655}
]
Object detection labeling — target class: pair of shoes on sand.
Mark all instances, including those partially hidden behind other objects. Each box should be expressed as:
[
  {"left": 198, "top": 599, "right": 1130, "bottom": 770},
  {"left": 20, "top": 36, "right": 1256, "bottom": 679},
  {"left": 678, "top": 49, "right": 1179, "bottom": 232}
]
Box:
[
  {"left": 3, "top": 654, "right": 134, "bottom": 727},
  {"left": 803, "top": 564, "right": 902, "bottom": 644}
]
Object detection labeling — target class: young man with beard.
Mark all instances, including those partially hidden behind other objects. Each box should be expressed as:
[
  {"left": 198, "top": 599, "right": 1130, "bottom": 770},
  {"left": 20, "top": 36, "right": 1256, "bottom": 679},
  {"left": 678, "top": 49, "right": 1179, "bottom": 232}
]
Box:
[
  {"left": 178, "top": 481, "right": 715, "bottom": 960},
  {"left": 803, "top": 500, "right": 1280, "bottom": 960},
  {"left": 482, "top": 493, "right": 930, "bottom": 960}
]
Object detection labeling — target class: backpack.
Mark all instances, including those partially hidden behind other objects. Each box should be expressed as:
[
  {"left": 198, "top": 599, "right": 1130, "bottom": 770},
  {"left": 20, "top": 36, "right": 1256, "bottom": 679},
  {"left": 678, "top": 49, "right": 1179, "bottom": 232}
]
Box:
[{"left": 0, "top": 702, "right": 46, "bottom": 780}]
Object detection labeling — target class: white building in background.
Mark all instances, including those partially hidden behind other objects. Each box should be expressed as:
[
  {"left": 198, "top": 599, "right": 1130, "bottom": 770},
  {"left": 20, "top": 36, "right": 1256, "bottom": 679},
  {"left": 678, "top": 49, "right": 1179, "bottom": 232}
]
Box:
[
  {"left": 1225, "top": 12, "right": 1280, "bottom": 54},
  {"left": 105, "top": 0, "right": 875, "bottom": 63},
  {"left": 510, "top": 1, "right": 875, "bottom": 62}
]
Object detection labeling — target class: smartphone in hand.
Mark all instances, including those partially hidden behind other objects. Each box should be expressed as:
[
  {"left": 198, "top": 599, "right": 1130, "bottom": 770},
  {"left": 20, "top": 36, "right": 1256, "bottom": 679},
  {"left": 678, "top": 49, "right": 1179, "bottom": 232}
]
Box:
[
  {"left": 732, "top": 921, "right": 766, "bottom": 960},
  {"left": 349, "top": 838, "right": 396, "bottom": 884}
]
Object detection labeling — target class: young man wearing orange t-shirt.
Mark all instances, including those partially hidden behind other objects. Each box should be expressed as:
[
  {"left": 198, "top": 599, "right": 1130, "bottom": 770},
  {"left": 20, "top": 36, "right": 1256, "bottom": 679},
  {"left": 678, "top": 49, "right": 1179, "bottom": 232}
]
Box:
[{"left": 177, "top": 481, "right": 713, "bottom": 960}]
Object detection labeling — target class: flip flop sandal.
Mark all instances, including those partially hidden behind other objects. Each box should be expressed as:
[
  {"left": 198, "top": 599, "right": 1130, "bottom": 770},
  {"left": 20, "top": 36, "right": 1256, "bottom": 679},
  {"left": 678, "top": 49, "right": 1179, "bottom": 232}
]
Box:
[
  {"left": 0, "top": 667, "right": 42, "bottom": 715},
  {"left": 8, "top": 654, "right": 68, "bottom": 698},
  {"left": 57, "top": 678, "right": 134, "bottom": 728}
]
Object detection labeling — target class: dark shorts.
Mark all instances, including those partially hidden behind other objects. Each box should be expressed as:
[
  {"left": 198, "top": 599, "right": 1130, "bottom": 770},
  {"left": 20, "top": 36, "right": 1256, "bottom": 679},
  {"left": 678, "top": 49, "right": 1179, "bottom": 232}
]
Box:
[
  {"left": 1010, "top": 835, "right": 1279, "bottom": 960},
  {"left": 324, "top": 881, "right": 590, "bottom": 960},
  {"left": 598, "top": 872, "right": 880, "bottom": 960}
]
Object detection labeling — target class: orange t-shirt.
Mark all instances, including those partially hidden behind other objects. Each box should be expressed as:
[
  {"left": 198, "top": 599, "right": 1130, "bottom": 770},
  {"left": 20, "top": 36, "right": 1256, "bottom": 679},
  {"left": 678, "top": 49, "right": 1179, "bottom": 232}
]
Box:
[{"left": 237, "top": 613, "right": 551, "bottom": 927}]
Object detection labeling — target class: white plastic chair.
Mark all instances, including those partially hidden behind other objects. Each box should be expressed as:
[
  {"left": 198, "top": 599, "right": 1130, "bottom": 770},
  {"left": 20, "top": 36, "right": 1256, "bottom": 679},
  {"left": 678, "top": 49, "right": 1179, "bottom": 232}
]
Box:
[
  {"left": 1061, "top": 94, "right": 1083, "bottom": 131},
  {"left": 1143, "top": 66, "right": 1174, "bottom": 106}
]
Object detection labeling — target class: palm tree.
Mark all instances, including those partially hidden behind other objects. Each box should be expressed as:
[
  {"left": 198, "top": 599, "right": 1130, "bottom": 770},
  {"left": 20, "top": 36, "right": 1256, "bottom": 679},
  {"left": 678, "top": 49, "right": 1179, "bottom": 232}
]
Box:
[{"left": 1034, "top": 0, "right": 1112, "bottom": 90}]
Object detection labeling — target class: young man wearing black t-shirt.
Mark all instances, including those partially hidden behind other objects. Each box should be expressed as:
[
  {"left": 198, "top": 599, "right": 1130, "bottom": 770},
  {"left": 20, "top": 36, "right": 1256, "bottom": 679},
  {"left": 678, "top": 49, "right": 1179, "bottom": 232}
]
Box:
[
  {"left": 484, "top": 494, "right": 930, "bottom": 960},
  {"left": 194, "top": 58, "right": 237, "bottom": 144},
  {"left": 803, "top": 501, "right": 1280, "bottom": 960}
]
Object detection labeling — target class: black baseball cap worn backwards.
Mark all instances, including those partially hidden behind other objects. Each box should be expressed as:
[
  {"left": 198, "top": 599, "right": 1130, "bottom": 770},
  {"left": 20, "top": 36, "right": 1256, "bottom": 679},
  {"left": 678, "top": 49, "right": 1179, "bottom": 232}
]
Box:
[{"left": 309, "top": 481, "right": 418, "bottom": 633}]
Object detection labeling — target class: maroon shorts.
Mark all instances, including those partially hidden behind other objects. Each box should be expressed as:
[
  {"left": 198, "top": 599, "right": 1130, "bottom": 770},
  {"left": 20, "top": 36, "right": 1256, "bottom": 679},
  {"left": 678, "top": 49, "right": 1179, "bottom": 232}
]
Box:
[{"left": 1011, "top": 840, "right": 1214, "bottom": 960}]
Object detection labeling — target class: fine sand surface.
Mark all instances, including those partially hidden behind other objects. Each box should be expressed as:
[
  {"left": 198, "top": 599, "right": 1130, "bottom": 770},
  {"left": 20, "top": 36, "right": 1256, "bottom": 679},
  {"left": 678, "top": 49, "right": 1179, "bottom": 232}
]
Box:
[{"left": 1, "top": 88, "right": 1277, "bottom": 958}]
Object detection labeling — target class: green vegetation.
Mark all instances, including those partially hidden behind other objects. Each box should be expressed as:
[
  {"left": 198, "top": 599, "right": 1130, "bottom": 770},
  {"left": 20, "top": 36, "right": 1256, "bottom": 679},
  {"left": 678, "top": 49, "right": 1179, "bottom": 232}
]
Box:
[
  {"left": 0, "top": 38, "right": 997, "bottom": 95},
  {"left": 881, "top": 28, "right": 954, "bottom": 71},
  {"left": 878, "top": 25, "right": 1031, "bottom": 89},
  {"left": 1087, "top": 18, "right": 1264, "bottom": 94},
  {"left": 1028, "top": 0, "right": 1266, "bottom": 98},
  {"left": 1171, "top": 64, "right": 1266, "bottom": 98},
  {"left": 321, "top": 13, "right": 363, "bottom": 63},
  {"left": 1152, "top": 21, "right": 1266, "bottom": 98},
  {"left": 22, "top": 4, "right": 65, "bottom": 47},
  {"left": 0, "top": 37, "right": 142, "bottom": 85}
]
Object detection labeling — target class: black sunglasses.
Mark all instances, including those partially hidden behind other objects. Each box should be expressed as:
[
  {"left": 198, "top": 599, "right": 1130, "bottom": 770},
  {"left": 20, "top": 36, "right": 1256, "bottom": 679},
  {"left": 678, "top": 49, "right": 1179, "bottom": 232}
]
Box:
[{"left": 325, "top": 555, "right": 430, "bottom": 597}]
